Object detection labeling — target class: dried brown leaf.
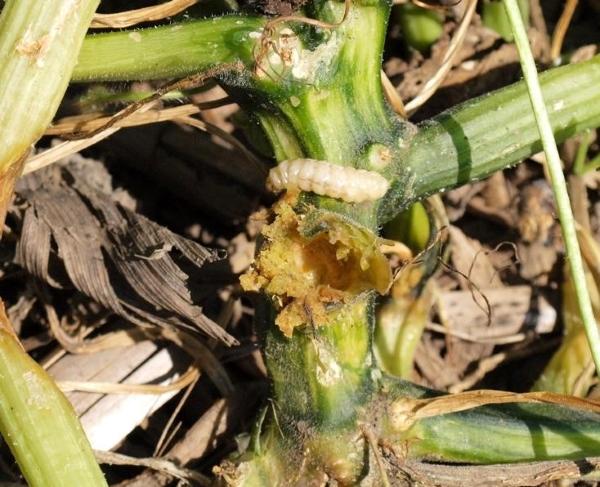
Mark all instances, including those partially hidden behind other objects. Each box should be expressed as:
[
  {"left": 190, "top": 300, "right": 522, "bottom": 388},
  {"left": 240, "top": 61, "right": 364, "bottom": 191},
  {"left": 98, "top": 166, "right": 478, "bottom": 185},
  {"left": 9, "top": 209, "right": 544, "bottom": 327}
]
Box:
[
  {"left": 390, "top": 389, "right": 600, "bottom": 431},
  {"left": 11, "top": 156, "right": 236, "bottom": 345}
]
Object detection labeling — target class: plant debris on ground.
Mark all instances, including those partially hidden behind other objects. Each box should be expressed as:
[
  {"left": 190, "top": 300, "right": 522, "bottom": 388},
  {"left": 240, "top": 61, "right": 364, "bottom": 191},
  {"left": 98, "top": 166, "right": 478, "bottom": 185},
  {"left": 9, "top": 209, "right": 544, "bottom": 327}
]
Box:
[{"left": 0, "top": 0, "right": 599, "bottom": 485}]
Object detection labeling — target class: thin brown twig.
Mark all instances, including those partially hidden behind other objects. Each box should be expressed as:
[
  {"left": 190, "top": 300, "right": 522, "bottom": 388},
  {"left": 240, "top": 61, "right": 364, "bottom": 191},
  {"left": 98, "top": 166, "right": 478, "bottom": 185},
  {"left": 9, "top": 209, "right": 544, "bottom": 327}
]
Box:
[
  {"left": 91, "top": 0, "right": 198, "bottom": 29},
  {"left": 24, "top": 72, "right": 239, "bottom": 176},
  {"left": 154, "top": 377, "right": 198, "bottom": 456},
  {"left": 46, "top": 104, "right": 198, "bottom": 135},
  {"left": 263, "top": 0, "right": 350, "bottom": 33},
  {"left": 467, "top": 241, "right": 520, "bottom": 288},
  {"left": 64, "top": 66, "right": 239, "bottom": 141},
  {"left": 362, "top": 426, "right": 392, "bottom": 487},
  {"left": 438, "top": 258, "right": 493, "bottom": 327},
  {"left": 381, "top": 70, "right": 408, "bottom": 119},
  {"left": 46, "top": 99, "right": 232, "bottom": 136},
  {"left": 387, "top": 225, "right": 448, "bottom": 294},
  {"left": 550, "top": 0, "right": 579, "bottom": 61}
]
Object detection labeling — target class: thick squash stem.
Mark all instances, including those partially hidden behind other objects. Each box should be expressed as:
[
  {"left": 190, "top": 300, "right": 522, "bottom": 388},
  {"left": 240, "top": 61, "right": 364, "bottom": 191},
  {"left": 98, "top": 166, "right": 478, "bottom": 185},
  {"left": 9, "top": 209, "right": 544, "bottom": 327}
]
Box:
[
  {"left": 64, "top": 3, "right": 600, "bottom": 483},
  {"left": 0, "top": 304, "right": 107, "bottom": 486},
  {"left": 405, "top": 55, "right": 600, "bottom": 215},
  {"left": 0, "top": 2, "right": 106, "bottom": 485},
  {"left": 0, "top": 0, "right": 100, "bottom": 225}
]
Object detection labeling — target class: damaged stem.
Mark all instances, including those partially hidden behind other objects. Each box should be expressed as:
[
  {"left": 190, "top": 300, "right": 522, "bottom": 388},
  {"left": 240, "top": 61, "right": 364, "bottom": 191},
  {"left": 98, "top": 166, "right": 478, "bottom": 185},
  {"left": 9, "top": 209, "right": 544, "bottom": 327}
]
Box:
[{"left": 0, "top": 0, "right": 100, "bottom": 225}]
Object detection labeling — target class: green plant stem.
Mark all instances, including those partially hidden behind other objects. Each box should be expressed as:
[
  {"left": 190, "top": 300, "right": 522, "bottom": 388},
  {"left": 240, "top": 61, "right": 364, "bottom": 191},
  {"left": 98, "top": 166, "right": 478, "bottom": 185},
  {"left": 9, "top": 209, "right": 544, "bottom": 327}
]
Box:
[
  {"left": 0, "top": 0, "right": 99, "bottom": 169},
  {"left": 253, "top": 2, "right": 401, "bottom": 428},
  {"left": 72, "top": 23, "right": 600, "bottom": 226},
  {"left": 0, "top": 2, "right": 107, "bottom": 484},
  {"left": 63, "top": 8, "right": 600, "bottom": 478},
  {"left": 73, "top": 16, "right": 264, "bottom": 81},
  {"left": 585, "top": 153, "right": 600, "bottom": 173},
  {"left": 503, "top": 0, "right": 600, "bottom": 376},
  {"left": 404, "top": 55, "right": 600, "bottom": 215},
  {"left": 0, "top": 0, "right": 100, "bottom": 227},
  {"left": 0, "top": 328, "right": 107, "bottom": 486},
  {"left": 381, "top": 379, "right": 600, "bottom": 463},
  {"left": 573, "top": 130, "right": 594, "bottom": 175}
]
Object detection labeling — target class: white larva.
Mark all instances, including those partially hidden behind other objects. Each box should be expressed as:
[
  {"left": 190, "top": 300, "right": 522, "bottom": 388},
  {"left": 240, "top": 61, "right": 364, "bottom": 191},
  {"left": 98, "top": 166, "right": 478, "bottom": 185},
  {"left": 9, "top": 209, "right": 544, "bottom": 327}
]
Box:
[{"left": 267, "top": 159, "right": 390, "bottom": 203}]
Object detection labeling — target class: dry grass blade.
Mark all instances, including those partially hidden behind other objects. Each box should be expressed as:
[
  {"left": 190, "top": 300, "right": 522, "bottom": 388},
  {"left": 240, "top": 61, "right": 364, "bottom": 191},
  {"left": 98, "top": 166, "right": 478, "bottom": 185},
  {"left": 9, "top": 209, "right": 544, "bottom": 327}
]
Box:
[
  {"left": 66, "top": 67, "right": 237, "bottom": 141},
  {"left": 91, "top": 0, "right": 199, "bottom": 29},
  {"left": 550, "top": 0, "right": 579, "bottom": 61},
  {"left": 404, "top": 0, "right": 477, "bottom": 115},
  {"left": 58, "top": 364, "right": 199, "bottom": 394},
  {"left": 381, "top": 70, "right": 407, "bottom": 118},
  {"left": 46, "top": 104, "right": 201, "bottom": 136},
  {"left": 24, "top": 127, "right": 120, "bottom": 176},
  {"left": 24, "top": 102, "right": 158, "bottom": 175},
  {"left": 390, "top": 389, "right": 600, "bottom": 431},
  {"left": 26, "top": 66, "right": 240, "bottom": 176},
  {"left": 30, "top": 97, "right": 235, "bottom": 176}
]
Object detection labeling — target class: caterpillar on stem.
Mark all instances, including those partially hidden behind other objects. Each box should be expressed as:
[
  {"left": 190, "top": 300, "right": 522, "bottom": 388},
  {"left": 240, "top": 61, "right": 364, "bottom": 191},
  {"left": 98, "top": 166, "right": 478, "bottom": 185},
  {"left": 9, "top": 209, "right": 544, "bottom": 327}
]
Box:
[{"left": 267, "top": 159, "right": 390, "bottom": 203}]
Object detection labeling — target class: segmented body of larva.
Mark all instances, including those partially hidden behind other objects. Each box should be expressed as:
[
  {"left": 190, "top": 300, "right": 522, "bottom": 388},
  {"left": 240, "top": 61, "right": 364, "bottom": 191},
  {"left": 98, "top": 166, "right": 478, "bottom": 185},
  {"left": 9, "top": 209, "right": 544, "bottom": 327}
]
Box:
[{"left": 267, "top": 159, "right": 390, "bottom": 203}]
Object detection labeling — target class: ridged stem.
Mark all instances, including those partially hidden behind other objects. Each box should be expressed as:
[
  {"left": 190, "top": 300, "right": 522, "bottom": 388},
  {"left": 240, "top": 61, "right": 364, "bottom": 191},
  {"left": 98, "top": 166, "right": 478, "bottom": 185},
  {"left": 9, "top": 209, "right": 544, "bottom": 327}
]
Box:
[
  {"left": 0, "top": 2, "right": 106, "bottom": 484},
  {"left": 403, "top": 55, "right": 600, "bottom": 214},
  {"left": 73, "top": 15, "right": 264, "bottom": 81},
  {"left": 0, "top": 0, "right": 99, "bottom": 170},
  {"left": 380, "top": 379, "right": 600, "bottom": 464},
  {"left": 0, "top": 0, "right": 100, "bottom": 226},
  {"left": 0, "top": 322, "right": 106, "bottom": 485}
]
